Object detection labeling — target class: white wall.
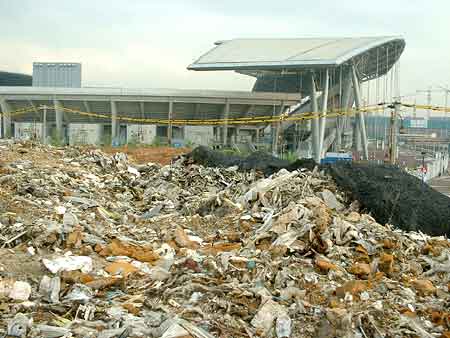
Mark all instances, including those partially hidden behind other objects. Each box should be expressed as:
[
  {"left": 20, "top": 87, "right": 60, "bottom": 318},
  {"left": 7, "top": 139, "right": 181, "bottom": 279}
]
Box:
[
  {"left": 127, "top": 125, "right": 157, "bottom": 144},
  {"left": 184, "top": 126, "right": 214, "bottom": 146},
  {"left": 14, "top": 122, "right": 42, "bottom": 140},
  {"left": 425, "top": 152, "right": 449, "bottom": 181},
  {"left": 413, "top": 152, "right": 450, "bottom": 182},
  {"left": 68, "top": 124, "right": 103, "bottom": 145},
  {"left": 238, "top": 129, "right": 254, "bottom": 142}
]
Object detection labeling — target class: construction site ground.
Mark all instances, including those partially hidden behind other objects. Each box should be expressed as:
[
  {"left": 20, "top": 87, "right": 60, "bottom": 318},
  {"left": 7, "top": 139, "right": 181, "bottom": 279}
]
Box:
[
  {"left": 429, "top": 170, "right": 450, "bottom": 197},
  {"left": 102, "top": 145, "right": 191, "bottom": 165}
]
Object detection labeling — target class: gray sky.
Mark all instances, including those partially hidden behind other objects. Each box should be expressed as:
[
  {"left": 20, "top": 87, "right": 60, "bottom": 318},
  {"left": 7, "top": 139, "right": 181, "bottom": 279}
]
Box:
[{"left": 1, "top": 0, "right": 450, "bottom": 105}]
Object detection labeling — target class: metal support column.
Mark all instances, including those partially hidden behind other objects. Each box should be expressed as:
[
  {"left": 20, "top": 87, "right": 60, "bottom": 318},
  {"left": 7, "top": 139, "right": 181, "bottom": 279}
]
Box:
[
  {"left": 0, "top": 99, "right": 12, "bottom": 138},
  {"left": 353, "top": 122, "right": 362, "bottom": 152},
  {"left": 351, "top": 65, "right": 369, "bottom": 160},
  {"left": 41, "top": 105, "right": 47, "bottom": 144},
  {"left": 54, "top": 100, "right": 64, "bottom": 144},
  {"left": 319, "top": 69, "right": 329, "bottom": 158},
  {"left": 310, "top": 73, "right": 320, "bottom": 163},
  {"left": 293, "top": 123, "right": 299, "bottom": 152},
  {"left": 272, "top": 101, "right": 285, "bottom": 155},
  {"left": 223, "top": 100, "right": 230, "bottom": 146},
  {"left": 444, "top": 89, "right": 449, "bottom": 139},
  {"left": 335, "top": 69, "right": 353, "bottom": 150},
  {"left": 111, "top": 101, "right": 118, "bottom": 145},
  {"left": 389, "top": 102, "right": 400, "bottom": 164},
  {"left": 168, "top": 101, "right": 173, "bottom": 146}
]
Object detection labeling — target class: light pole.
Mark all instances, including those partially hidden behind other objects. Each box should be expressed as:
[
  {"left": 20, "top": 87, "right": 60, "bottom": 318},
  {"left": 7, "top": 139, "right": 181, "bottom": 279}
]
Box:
[
  {"left": 421, "top": 151, "right": 426, "bottom": 186},
  {"left": 438, "top": 86, "right": 449, "bottom": 138}
]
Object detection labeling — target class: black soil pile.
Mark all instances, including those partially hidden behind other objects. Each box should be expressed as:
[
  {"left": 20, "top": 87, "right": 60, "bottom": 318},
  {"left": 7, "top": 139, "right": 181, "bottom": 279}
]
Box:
[
  {"left": 186, "top": 146, "right": 316, "bottom": 176},
  {"left": 327, "top": 162, "right": 450, "bottom": 236}
]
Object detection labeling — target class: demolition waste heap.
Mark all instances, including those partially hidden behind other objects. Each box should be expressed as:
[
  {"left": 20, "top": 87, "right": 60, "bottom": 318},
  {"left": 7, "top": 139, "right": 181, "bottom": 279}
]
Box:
[{"left": 0, "top": 140, "right": 450, "bottom": 338}]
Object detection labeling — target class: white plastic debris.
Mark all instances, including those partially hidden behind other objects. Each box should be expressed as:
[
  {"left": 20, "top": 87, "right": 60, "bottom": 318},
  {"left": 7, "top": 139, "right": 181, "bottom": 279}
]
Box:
[
  {"left": 149, "top": 266, "right": 171, "bottom": 281},
  {"left": 189, "top": 292, "right": 203, "bottom": 304},
  {"left": 239, "top": 170, "right": 299, "bottom": 206},
  {"left": 360, "top": 291, "right": 370, "bottom": 301},
  {"left": 276, "top": 313, "right": 292, "bottom": 338},
  {"left": 9, "top": 281, "right": 32, "bottom": 301},
  {"left": 319, "top": 189, "right": 344, "bottom": 211},
  {"left": 155, "top": 243, "right": 176, "bottom": 271},
  {"left": 43, "top": 255, "right": 93, "bottom": 274},
  {"left": 64, "top": 284, "right": 93, "bottom": 303},
  {"left": 372, "top": 300, "right": 383, "bottom": 311},
  {"left": 36, "top": 324, "right": 71, "bottom": 338},
  {"left": 251, "top": 299, "right": 287, "bottom": 335},
  {"left": 7, "top": 313, "right": 32, "bottom": 337},
  {"left": 106, "top": 306, "right": 127, "bottom": 320},
  {"left": 161, "top": 323, "right": 190, "bottom": 338},
  {"left": 63, "top": 212, "right": 79, "bottom": 228},
  {"left": 55, "top": 206, "right": 66, "bottom": 215},
  {"left": 98, "top": 328, "right": 130, "bottom": 338},
  {"left": 27, "top": 246, "right": 36, "bottom": 256},
  {"left": 127, "top": 166, "right": 141, "bottom": 176},
  {"left": 39, "top": 276, "right": 61, "bottom": 303}
]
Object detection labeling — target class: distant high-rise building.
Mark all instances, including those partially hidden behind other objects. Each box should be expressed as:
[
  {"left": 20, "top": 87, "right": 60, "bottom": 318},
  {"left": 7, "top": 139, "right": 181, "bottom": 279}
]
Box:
[{"left": 32, "top": 62, "right": 81, "bottom": 88}]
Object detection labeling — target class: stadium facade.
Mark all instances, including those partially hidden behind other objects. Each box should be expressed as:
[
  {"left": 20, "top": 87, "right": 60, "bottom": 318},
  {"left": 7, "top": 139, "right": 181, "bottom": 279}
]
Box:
[{"left": 1, "top": 36, "right": 407, "bottom": 162}]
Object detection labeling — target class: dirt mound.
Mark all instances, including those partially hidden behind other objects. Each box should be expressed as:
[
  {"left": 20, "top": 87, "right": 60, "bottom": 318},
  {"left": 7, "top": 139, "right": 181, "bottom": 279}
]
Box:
[
  {"left": 186, "top": 146, "right": 316, "bottom": 175},
  {"left": 327, "top": 162, "right": 450, "bottom": 236}
]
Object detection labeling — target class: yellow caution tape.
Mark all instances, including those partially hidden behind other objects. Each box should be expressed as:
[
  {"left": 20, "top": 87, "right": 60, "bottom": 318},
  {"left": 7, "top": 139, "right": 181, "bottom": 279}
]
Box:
[
  {"left": 401, "top": 103, "right": 450, "bottom": 113},
  {"left": 58, "top": 105, "right": 385, "bottom": 125},
  {"left": 0, "top": 103, "right": 389, "bottom": 126}
]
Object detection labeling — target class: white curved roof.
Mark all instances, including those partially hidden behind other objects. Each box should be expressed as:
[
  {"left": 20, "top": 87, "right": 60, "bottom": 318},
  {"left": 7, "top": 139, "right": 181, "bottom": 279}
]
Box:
[{"left": 188, "top": 36, "right": 405, "bottom": 76}]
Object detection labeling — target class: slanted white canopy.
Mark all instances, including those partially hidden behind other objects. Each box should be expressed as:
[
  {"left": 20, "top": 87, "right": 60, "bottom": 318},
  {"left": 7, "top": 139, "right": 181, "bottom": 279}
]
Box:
[{"left": 189, "top": 36, "right": 405, "bottom": 81}]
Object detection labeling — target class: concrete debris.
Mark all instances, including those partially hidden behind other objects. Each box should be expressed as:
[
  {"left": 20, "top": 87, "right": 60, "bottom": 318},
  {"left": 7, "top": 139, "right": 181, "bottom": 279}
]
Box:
[{"left": 0, "top": 141, "right": 449, "bottom": 338}]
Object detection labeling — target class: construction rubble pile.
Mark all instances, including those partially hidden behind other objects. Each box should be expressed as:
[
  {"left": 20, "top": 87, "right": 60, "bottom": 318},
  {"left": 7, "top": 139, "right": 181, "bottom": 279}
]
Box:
[{"left": 0, "top": 140, "right": 450, "bottom": 338}]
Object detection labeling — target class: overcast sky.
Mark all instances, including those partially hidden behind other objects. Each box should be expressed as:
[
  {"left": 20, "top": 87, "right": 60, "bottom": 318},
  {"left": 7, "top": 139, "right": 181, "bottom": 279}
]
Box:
[{"left": 1, "top": 0, "right": 450, "bottom": 105}]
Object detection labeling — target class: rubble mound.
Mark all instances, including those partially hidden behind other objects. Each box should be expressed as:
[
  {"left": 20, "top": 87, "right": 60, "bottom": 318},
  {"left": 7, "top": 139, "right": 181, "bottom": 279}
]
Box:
[
  {"left": 1, "top": 141, "right": 450, "bottom": 337},
  {"left": 188, "top": 147, "right": 450, "bottom": 236},
  {"left": 328, "top": 162, "right": 450, "bottom": 236},
  {"left": 187, "top": 146, "right": 316, "bottom": 175}
]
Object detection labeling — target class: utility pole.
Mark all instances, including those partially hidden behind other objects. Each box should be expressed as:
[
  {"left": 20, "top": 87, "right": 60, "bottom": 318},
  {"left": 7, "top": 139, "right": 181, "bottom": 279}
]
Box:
[{"left": 416, "top": 87, "right": 434, "bottom": 120}]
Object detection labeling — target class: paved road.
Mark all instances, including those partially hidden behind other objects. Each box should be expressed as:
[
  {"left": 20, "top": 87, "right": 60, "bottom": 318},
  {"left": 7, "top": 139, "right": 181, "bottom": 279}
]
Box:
[{"left": 429, "top": 175, "right": 450, "bottom": 197}]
